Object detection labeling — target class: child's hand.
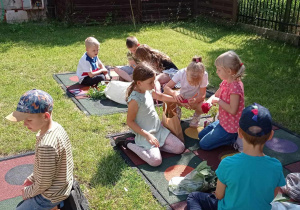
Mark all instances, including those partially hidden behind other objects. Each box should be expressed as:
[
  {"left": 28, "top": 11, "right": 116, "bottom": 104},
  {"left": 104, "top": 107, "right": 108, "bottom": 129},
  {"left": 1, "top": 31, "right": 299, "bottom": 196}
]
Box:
[
  {"left": 21, "top": 188, "right": 27, "bottom": 200},
  {"left": 146, "top": 133, "right": 160, "bottom": 147},
  {"left": 174, "top": 93, "right": 184, "bottom": 104},
  {"left": 105, "top": 73, "right": 110, "bottom": 81},
  {"left": 105, "top": 74, "right": 111, "bottom": 81},
  {"left": 188, "top": 98, "right": 197, "bottom": 105},
  {"left": 211, "top": 96, "right": 220, "bottom": 104},
  {"left": 22, "top": 178, "right": 33, "bottom": 187}
]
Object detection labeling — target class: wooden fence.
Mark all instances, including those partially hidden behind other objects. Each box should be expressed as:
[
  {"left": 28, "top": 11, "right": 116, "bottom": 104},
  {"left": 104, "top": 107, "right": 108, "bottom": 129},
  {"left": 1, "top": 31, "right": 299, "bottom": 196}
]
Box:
[{"left": 50, "top": 0, "right": 238, "bottom": 23}]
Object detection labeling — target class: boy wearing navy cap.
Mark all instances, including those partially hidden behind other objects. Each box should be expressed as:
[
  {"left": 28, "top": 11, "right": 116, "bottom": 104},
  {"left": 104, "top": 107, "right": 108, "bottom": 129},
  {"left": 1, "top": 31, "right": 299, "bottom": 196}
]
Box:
[
  {"left": 187, "top": 104, "right": 286, "bottom": 210},
  {"left": 6, "top": 89, "right": 74, "bottom": 210}
]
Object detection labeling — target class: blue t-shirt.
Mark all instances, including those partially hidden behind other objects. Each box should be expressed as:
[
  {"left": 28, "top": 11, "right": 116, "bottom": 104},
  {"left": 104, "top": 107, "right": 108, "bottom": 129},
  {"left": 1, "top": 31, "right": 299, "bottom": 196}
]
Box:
[{"left": 216, "top": 153, "right": 286, "bottom": 210}]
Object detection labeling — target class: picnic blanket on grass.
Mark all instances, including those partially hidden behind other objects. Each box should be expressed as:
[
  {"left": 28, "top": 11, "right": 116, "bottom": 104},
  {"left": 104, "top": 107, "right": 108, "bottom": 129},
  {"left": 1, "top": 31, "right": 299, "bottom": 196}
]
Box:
[
  {"left": 53, "top": 72, "right": 128, "bottom": 116},
  {"left": 109, "top": 119, "right": 300, "bottom": 209}
]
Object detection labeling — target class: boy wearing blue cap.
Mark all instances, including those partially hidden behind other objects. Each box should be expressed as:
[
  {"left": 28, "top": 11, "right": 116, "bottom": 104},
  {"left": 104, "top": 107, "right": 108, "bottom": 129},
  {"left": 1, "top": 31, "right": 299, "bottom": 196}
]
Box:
[
  {"left": 6, "top": 89, "right": 74, "bottom": 210},
  {"left": 187, "top": 104, "right": 286, "bottom": 210}
]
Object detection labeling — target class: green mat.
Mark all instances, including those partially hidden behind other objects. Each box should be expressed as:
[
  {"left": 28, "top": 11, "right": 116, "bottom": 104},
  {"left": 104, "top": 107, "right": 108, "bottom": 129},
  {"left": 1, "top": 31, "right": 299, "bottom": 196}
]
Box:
[
  {"left": 138, "top": 151, "right": 202, "bottom": 205},
  {"left": 0, "top": 196, "right": 22, "bottom": 210},
  {"left": 53, "top": 72, "right": 128, "bottom": 116}
]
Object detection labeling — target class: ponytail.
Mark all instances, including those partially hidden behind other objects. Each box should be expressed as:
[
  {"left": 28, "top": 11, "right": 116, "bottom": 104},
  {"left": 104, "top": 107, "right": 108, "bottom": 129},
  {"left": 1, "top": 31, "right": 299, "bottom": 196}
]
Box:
[
  {"left": 234, "top": 63, "right": 246, "bottom": 80},
  {"left": 126, "top": 82, "right": 136, "bottom": 102}
]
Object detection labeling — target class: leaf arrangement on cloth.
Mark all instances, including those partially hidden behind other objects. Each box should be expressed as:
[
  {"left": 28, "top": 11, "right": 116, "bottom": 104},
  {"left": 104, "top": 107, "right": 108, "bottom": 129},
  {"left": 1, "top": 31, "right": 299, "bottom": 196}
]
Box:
[
  {"left": 86, "top": 83, "right": 107, "bottom": 100},
  {"left": 168, "top": 161, "right": 217, "bottom": 195}
]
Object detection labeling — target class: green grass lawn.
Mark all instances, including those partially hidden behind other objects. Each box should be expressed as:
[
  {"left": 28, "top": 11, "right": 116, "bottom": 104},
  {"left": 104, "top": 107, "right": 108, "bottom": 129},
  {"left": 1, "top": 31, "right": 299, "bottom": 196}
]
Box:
[{"left": 0, "top": 19, "right": 299, "bottom": 209}]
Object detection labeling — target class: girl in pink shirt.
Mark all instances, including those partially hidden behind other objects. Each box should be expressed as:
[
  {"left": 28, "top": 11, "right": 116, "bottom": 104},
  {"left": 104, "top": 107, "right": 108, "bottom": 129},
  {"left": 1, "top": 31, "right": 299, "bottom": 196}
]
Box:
[{"left": 198, "top": 51, "right": 245, "bottom": 150}]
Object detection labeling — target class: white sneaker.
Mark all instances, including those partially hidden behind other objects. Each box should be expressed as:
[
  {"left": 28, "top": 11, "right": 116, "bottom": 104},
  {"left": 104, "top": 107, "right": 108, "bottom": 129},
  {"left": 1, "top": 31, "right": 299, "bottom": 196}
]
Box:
[
  {"left": 233, "top": 137, "right": 243, "bottom": 152},
  {"left": 189, "top": 112, "right": 201, "bottom": 127}
]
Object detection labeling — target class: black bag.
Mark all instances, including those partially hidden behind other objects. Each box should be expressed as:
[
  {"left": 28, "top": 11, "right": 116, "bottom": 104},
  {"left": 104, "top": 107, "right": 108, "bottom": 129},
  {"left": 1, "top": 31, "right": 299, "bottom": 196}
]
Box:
[{"left": 61, "top": 180, "right": 89, "bottom": 210}]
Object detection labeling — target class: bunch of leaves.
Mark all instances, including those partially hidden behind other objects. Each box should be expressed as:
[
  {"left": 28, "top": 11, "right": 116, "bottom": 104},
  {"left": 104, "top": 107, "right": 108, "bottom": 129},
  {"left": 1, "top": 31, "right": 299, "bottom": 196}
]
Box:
[
  {"left": 87, "top": 83, "right": 107, "bottom": 100},
  {"left": 208, "top": 104, "right": 219, "bottom": 122}
]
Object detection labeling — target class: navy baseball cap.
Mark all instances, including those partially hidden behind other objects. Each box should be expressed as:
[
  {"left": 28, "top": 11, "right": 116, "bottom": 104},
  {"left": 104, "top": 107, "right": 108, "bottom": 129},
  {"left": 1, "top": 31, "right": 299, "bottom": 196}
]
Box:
[
  {"left": 6, "top": 89, "right": 53, "bottom": 122},
  {"left": 239, "top": 103, "right": 272, "bottom": 137}
]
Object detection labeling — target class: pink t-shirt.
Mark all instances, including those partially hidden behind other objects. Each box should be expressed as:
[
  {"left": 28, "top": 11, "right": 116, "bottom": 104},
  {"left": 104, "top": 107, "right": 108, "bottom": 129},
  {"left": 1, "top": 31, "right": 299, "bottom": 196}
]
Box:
[{"left": 218, "top": 80, "right": 244, "bottom": 133}]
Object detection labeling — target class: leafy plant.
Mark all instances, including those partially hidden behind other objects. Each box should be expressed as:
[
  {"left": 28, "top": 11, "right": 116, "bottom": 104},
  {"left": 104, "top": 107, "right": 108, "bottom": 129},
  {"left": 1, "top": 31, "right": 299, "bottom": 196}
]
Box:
[
  {"left": 208, "top": 104, "right": 219, "bottom": 122},
  {"left": 87, "top": 83, "right": 107, "bottom": 100}
]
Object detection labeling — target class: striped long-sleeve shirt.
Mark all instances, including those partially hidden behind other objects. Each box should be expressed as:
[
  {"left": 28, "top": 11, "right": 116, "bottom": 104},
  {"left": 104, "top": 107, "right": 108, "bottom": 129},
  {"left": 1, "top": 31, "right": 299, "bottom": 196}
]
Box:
[{"left": 24, "top": 121, "right": 74, "bottom": 203}]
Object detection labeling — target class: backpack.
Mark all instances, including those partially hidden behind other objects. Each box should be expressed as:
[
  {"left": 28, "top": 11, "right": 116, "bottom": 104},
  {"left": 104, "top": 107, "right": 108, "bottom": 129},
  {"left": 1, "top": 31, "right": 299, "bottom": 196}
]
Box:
[{"left": 61, "top": 180, "right": 90, "bottom": 210}]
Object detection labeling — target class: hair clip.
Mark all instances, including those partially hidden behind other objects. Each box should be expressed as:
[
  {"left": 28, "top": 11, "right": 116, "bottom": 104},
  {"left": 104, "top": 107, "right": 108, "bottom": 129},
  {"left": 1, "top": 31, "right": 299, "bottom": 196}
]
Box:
[
  {"left": 195, "top": 58, "right": 200, "bottom": 63},
  {"left": 240, "top": 63, "right": 244, "bottom": 66}
]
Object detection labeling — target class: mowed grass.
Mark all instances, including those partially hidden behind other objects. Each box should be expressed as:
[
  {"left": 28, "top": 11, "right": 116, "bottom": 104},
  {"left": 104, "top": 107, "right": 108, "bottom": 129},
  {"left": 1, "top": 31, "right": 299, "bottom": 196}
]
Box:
[{"left": 0, "top": 20, "right": 299, "bottom": 209}]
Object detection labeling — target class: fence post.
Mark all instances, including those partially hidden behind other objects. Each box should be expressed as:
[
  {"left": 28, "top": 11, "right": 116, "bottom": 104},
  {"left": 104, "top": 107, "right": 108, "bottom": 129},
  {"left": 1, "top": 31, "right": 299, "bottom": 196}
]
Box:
[
  {"left": 279, "top": 0, "right": 292, "bottom": 32},
  {"left": 193, "top": 0, "right": 198, "bottom": 18},
  {"left": 136, "top": 0, "right": 141, "bottom": 23},
  {"left": 232, "top": 0, "right": 238, "bottom": 22}
]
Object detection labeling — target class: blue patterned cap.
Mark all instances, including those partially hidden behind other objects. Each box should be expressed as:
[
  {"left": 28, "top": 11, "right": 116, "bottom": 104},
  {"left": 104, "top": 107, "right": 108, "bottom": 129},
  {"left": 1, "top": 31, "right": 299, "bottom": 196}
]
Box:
[
  {"left": 239, "top": 103, "right": 272, "bottom": 137},
  {"left": 6, "top": 89, "right": 53, "bottom": 122}
]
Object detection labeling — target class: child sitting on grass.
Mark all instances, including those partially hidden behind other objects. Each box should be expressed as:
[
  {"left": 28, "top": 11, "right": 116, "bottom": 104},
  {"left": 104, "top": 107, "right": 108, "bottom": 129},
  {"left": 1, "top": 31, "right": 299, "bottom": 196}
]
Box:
[
  {"left": 164, "top": 56, "right": 208, "bottom": 127},
  {"left": 187, "top": 104, "right": 286, "bottom": 210},
  {"left": 135, "top": 44, "right": 178, "bottom": 92},
  {"left": 76, "top": 37, "right": 110, "bottom": 86},
  {"left": 6, "top": 89, "right": 74, "bottom": 210},
  {"left": 114, "top": 36, "right": 140, "bottom": 81},
  {"left": 115, "top": 62, "right": 185, "bottom": 167}
]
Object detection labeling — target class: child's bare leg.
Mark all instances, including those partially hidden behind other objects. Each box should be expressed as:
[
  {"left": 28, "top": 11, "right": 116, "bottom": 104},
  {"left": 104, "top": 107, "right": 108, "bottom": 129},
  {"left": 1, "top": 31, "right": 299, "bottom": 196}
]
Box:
[
  {"left": 160, "top": 133, "right": 185, "bottom": 154},
  {"left": 190, "top": 102, "right": 204, "bottom": 115},
  {"left": 127, "top": 143, "right": 162, "bottom": 166},
  {"left": 114, "top": 67, "right": 132, "bottom": 82},
  {"left": 155, "top": 79, "right": 162, "bottom": 93},
  {"left": 157, "top": 73, "right": 171, "bottom": 84}
]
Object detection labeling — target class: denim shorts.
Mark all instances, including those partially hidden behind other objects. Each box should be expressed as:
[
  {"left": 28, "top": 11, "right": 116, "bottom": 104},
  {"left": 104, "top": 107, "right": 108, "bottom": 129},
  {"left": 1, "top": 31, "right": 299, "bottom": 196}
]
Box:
[
  {"left": 116, "top": 65, "right": 134, "bottom": 75},
  {"left": 162, "top": 68, "right": 178, "bottom": 79},
  {"left": 16, "top": 194, "right": 61, "bottom": 210}
]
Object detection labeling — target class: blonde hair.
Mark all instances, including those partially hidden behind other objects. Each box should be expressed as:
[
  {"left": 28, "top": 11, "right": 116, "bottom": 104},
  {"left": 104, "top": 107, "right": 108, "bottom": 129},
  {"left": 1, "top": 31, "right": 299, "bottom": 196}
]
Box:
[
  {"left": 215, "top": 51, "right": 245, "bottom": 80},
  {"left": 85, "top": 37, "right": 100, "bottom": 49},
  {"left": 186, "top": 56, "right": 205, "bottom": 86},
  {"left": 126, "top": 62, "right": 156, "bottom": 102},
  {"left": 135, "top": 44, "right": 171, "bottom": 73}
]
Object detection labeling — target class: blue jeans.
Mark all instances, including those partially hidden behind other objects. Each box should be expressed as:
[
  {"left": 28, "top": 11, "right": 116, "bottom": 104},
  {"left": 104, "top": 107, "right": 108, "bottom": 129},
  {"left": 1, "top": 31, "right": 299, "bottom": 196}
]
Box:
[
  {"left": 187, "top": 192, "right": 218, "bottom": 210},
  {"left": 16, "top": 194, "right": 61, "bottom": 210},
  {"left": 198, "top": 120, "right": 237, "bottom": 150}
]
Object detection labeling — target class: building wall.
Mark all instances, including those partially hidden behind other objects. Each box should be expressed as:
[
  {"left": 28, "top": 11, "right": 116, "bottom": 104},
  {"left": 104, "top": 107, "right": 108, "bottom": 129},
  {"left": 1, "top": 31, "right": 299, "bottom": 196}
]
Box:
[{"left": 0, "top": 0, "right": 47, "bottom": 22}]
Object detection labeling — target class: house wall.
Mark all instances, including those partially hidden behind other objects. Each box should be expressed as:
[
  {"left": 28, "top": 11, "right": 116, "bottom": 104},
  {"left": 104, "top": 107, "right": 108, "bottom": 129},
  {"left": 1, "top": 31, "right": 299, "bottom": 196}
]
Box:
[{"left": 0, "top": 0, "right": 47, "bottom": 22}]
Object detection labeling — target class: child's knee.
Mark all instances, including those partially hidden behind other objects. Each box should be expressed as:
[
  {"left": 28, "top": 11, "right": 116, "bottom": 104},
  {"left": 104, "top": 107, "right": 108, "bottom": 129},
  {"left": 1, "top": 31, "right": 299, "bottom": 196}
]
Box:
[
  {"left": 114, "top": 67, "right": 121, "bottom": 73},
  {"left": 149, "top": 158, "right": 162, "bottom": 167},
  {"left": 176, "top": 143, "right": 185, "bottom": 154},
  {"left": 199, "top": 140, "right": 212, "bottom": 151}
]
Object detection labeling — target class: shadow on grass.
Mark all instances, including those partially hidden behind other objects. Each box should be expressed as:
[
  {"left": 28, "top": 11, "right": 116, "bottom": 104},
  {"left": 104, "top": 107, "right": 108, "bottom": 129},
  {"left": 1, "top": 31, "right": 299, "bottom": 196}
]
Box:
[
  {"left": 171, "top": 19, "right": 300, "bottom": 132},
  {"left": 90, "top": 150, "right": 129, "bottom": 187},
  {"left": 0, "top": 22, "right": 144, "bottom": 53}
]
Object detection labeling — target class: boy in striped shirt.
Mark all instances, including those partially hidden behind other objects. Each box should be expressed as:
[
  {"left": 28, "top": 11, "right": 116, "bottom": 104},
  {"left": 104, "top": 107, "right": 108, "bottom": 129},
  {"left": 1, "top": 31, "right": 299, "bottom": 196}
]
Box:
[{"left": 6, "top": 89, "right": 74, "bottom": 210}]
